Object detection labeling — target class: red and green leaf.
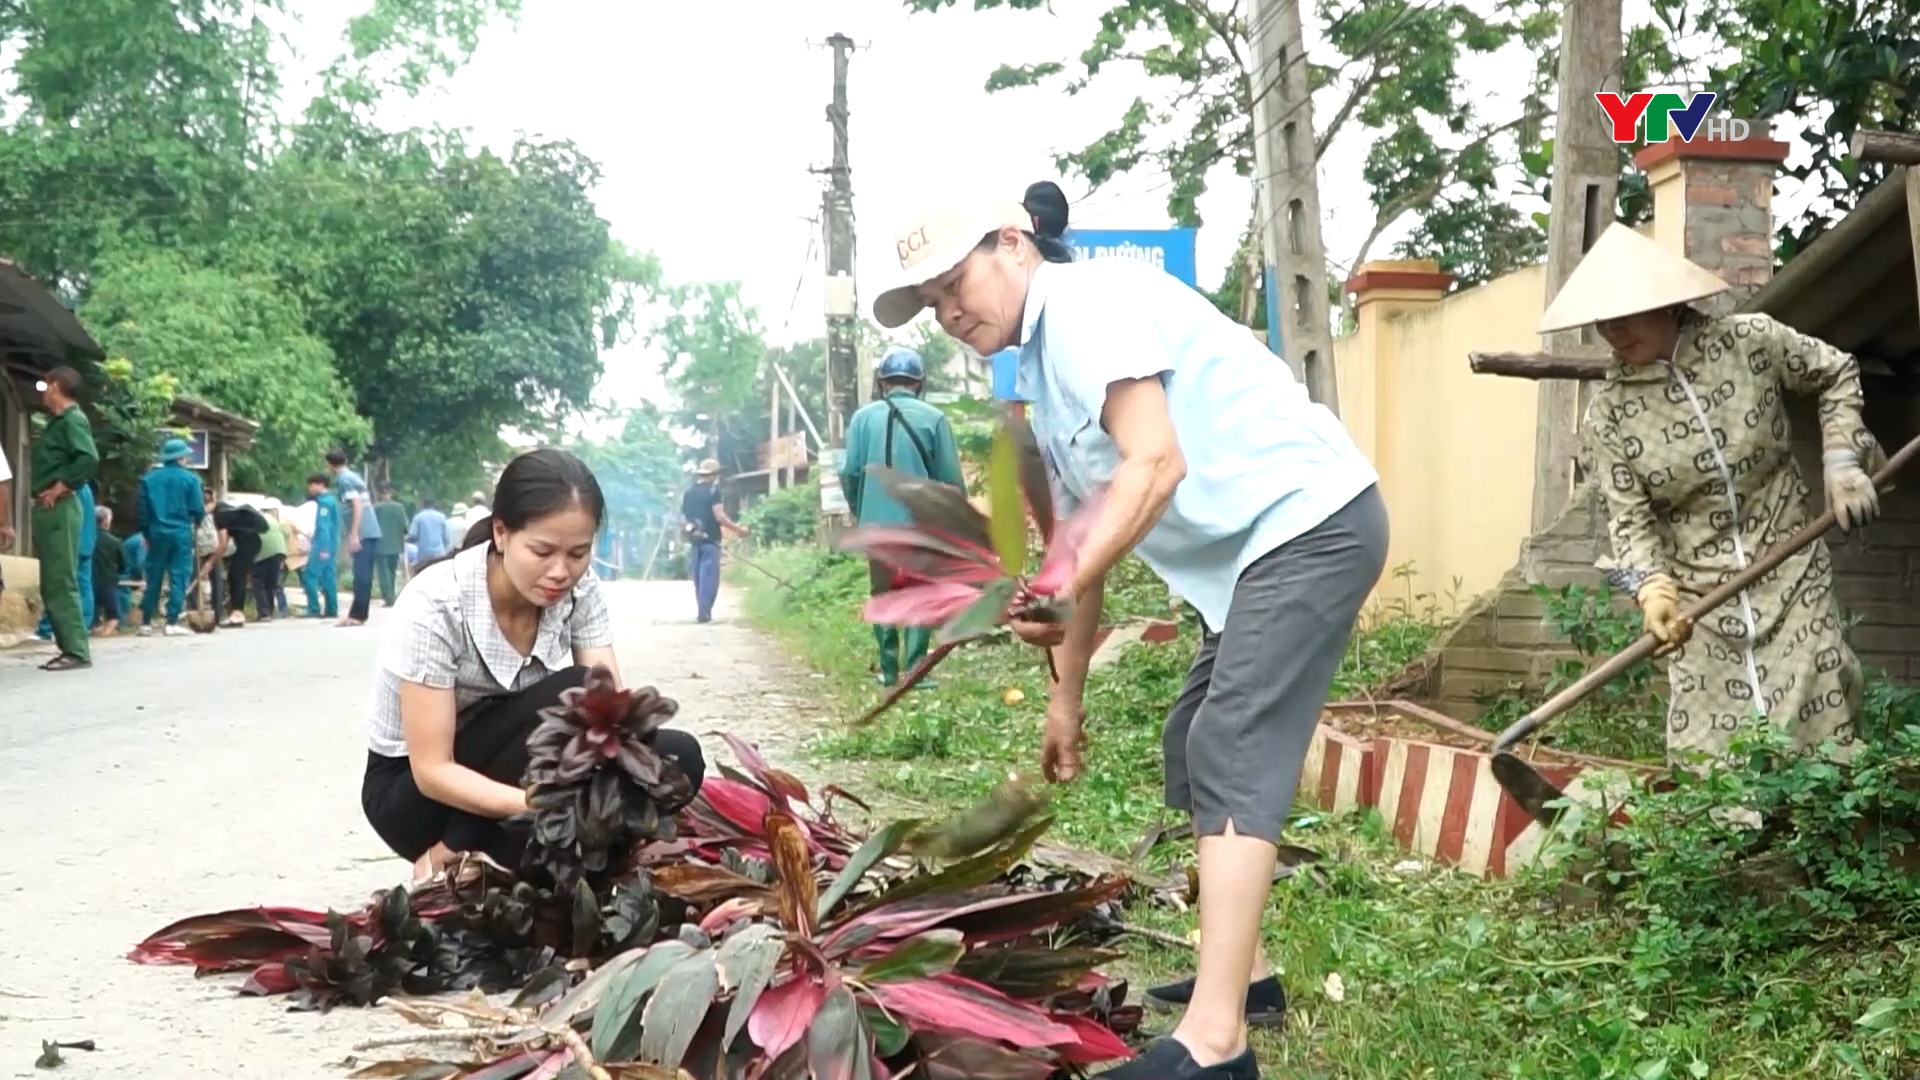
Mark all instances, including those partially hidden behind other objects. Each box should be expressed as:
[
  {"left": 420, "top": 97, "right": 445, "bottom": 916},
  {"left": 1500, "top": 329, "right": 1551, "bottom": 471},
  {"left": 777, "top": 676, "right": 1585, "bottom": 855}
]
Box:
[
  {"left": 837, "top": 526, "right": 1003, "bottom": 583},
  {"left": 865, "top": 582, "right": 983, "bottom": 628},
  {"left": 128, "top": 907, "right": 337, "bottom": 973},
  {"left": 1028, "top": 491, "right": 1103, "bottom": 598},
  {"left": 936, "top": 576, "right": 1018, "bottom": 646},
  {"left": 867, "top": 466, "right": 995, "bottom": 553},
  {"left": 853, "top": 929, "right": 966, "bottom": 983},
  {"left": 1048, "top": 1011, "right": 1134, "bottom": 1064},
  {"left": 818, "top": 818, "right": 921, "bottom": 922},
  {"left": 1003, "top": 406, "right": 1055, "bottom": 542},
  {"left": 635, "top": 949, "right": 721, "bottom": 1068},
  {"left": 748, "top": 976, "right": 827, "bottom": 1059},
  {"left": 863, "top": 974, "right": 1077, "bottom": 1048},
  {"left": 806, "top": 984, "right": 879, "bottom": 1080}
]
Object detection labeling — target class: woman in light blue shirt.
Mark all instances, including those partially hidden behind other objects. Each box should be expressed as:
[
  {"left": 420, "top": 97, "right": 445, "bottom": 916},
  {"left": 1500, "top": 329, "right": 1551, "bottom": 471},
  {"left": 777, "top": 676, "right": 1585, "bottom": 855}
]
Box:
[{"left": 874, "top": 183, "right": 1389, "bottom": 1080}]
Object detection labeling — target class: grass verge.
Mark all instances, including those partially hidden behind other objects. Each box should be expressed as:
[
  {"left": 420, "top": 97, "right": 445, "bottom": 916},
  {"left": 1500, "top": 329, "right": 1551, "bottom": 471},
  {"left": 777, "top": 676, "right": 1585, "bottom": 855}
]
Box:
[{"left": 734, "top": 546, "right": 1920, "bottom": 1079}]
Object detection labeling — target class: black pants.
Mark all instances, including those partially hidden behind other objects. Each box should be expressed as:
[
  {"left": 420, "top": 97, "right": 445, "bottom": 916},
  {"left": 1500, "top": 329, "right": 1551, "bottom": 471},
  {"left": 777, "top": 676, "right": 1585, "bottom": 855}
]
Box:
[
  {"left": 359, "top": 665, "right": 708, "bottom": 867},
  {"left": 349, "top": 544, "right": 377, "bottom": 622},
  {"left": 227, "top": 532, "right": 261, "bottom": 615},
  {"left": 252, "top": 554, "right": 286, "bottom": 620}
]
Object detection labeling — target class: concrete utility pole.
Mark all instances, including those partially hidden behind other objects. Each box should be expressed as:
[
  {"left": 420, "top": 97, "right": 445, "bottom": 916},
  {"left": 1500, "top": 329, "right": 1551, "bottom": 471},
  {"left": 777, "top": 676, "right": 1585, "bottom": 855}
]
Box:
[
  {"left": 821, "top": 32, "right": 860, "bottom": 447},
  {"left": 1532, "top": 0, "right": 1623, "bottom": 530},
  {"left": 1246, "top": 0, "right": 1340, "bottom": 413}
]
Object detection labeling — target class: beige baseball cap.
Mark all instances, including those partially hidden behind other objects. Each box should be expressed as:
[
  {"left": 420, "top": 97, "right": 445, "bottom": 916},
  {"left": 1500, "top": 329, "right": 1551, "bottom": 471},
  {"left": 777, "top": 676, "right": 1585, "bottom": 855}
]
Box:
[
  {"left": 1537, "top": 222, "right": 1730, "bottom": 333},
  {"left": 872, "top": 199, "right": 1036, "bottom": 329}
]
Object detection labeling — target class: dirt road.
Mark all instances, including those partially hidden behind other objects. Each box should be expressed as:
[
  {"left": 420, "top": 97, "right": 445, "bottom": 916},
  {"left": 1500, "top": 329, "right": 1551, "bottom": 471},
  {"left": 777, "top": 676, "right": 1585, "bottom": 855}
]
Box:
[{"left": 0, "top": 580, "right": 826, "bottom": 1078}]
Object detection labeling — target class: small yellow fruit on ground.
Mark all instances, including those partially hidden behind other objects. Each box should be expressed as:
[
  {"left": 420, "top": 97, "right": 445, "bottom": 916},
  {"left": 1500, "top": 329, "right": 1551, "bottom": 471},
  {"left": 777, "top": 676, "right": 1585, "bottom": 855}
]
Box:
[{"left": 1002, "top": 687, "right": 1026, "bottom": 705}]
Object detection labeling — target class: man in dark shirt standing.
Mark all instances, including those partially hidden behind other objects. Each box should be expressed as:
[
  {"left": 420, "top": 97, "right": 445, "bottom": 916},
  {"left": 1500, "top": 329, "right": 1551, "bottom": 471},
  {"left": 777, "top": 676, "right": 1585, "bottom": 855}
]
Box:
[{"left": 680, "top": 458, "right": 748, "bottom": 624}]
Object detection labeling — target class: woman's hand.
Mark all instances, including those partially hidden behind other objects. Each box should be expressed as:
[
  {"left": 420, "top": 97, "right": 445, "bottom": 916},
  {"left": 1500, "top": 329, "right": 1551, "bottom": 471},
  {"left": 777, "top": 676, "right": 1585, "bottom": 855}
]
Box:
[
  {"left": 1010, "top": 618, "right": 1068, "bottom": 648},
  {"left": 1010, "top": 583, "right": 1074, "bottom": 647},
  {"left": 1041, "top": 699, "right": 1087, "bottom": 783}
]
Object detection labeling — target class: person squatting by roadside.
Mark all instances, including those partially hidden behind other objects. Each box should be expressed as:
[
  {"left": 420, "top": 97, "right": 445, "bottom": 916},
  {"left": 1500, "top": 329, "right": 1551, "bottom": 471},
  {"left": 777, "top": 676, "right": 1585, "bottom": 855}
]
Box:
[
  {"left": 873, "top": 181, "right": 1388, "bottom": 1079},
  {"left": 1546, "top": 223, "right": 1882, "bottom": 765},
  {"left": 839, "top": 346, "right": 967, "bottom": 687},
  {"left": 91, "top": 505, "right": 123, "bottom": 635},
  {"left": 30, "top": 366, "right": 101, "bottom": 671},
  {"left": 138, "top": 437, "right": 204, "bottom": 637},
  {"left": 360, "top": 448, "right": 707, "bottom": 882},
  {"left": 680, "top": 459, "right": 748, "bottom": 624}
]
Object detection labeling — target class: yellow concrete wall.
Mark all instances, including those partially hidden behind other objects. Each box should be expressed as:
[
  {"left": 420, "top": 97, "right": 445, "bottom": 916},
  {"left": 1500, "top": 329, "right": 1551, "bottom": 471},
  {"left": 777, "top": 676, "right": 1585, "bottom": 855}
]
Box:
[{"left": 1336, "top": 264, "right": 1551, "bottom": 612}]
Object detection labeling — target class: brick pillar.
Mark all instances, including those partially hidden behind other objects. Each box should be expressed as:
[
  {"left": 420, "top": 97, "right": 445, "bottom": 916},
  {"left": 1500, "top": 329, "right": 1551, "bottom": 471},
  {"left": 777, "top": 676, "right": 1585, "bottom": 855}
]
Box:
[
  {"left": 1342, "top": 259, "right": 1452, "bottom": 466},
  {"left": 1635, "top": 134, "right": 1791, "bottom": 311}
]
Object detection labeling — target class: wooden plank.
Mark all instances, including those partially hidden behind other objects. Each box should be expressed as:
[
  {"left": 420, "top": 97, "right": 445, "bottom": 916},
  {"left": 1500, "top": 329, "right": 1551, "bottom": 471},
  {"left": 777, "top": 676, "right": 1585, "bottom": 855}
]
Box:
[
  {"left": 1854, "top": 130, "right": 1920, "bottom": 165},
  {"left": 1470, "top": 352, "right": 1610, "bottom": 380}
]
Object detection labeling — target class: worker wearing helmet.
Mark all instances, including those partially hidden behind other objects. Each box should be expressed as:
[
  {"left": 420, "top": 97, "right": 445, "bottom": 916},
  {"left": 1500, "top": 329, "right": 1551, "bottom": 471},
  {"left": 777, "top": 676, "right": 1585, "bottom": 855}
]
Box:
[
  {"left": 839, "top": 347, "right": 967, "bottom": 687},
  {"left": 1551, "top": 222, "right": 1882, "bottom": 763}
]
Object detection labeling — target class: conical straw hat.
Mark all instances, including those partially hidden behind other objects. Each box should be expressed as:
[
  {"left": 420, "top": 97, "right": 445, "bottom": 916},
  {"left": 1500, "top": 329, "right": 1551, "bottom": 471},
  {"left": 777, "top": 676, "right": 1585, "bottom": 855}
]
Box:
[{"left": 1536, "top": 223, "right": 1730, "bottom": 333}]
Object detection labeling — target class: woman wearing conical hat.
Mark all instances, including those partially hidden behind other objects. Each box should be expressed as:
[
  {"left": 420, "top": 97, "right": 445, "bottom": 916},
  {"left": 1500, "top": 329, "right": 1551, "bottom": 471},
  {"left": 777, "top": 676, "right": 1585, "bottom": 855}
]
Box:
[{"left": 1546, "top": 223, "right": 1882, "bottom": 763}]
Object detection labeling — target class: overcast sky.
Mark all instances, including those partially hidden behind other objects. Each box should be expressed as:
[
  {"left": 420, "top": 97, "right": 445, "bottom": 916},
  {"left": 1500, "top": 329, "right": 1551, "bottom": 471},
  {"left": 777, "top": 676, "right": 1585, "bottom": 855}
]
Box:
[{"left": 278, "top": 0, "right": 1811, "bottom": 430}]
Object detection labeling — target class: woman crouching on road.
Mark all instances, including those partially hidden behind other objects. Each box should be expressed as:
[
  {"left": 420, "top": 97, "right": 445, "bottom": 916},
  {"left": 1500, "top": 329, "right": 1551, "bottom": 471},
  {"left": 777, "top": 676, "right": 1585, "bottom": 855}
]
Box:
[
  {"left": 874, "top": 183, "right": 1388, "bottom": 1080},
  {"left": 361, "top": 448, "right": 707, "bottom": 882}
]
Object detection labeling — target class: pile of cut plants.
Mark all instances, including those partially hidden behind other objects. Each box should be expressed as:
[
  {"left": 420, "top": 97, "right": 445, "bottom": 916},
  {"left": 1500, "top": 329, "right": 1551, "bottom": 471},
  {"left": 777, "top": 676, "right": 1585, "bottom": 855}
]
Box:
[{"left": 129, "top": 668, "right": 1142, "bottom": 1079}]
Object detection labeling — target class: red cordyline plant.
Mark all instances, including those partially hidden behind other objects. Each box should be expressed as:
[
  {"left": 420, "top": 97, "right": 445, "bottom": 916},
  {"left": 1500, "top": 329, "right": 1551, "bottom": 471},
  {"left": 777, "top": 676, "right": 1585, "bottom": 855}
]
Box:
[
  {"left": 128, "top": 728, "right": 1141, "bottom": 1078},
  {"left": 838, "top": 408, "right": 1101, "bottom": 724}
]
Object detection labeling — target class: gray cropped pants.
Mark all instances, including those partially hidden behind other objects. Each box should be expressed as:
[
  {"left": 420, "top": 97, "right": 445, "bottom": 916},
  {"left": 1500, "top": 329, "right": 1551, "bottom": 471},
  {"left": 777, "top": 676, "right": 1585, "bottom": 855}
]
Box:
[{"left": 1163, "top": 485, "right": 1390, "bottom": 844}]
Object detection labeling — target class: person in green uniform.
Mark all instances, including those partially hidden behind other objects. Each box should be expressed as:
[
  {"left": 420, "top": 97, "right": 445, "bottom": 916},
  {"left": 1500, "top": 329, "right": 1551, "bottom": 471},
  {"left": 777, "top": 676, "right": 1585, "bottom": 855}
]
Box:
[
  {"left": 29, "top": 366, "right": 100, "bottom": 671},
  {"left": 137, "top": 437, "right": 206, "bottom": 636},
  {"left": 373, "top": 486, "right": 409, "bottom": 604},
  {"left": 838, "top": 347, "right": 966, "bottom": 686}
]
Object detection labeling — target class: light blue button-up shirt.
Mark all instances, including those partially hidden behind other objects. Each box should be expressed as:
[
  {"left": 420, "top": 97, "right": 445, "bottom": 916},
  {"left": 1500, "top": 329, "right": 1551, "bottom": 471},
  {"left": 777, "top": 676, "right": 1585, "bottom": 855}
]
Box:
[{"left": 1016, "top": 257, "right": 1379, "bottom": 631}]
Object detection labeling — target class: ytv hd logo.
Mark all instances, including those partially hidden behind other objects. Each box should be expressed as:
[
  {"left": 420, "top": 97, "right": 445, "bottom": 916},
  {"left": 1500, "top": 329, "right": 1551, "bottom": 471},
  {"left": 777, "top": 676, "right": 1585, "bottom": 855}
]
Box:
[{"left": 1595, "top": 92, "right": 1753, "bottom": 144}]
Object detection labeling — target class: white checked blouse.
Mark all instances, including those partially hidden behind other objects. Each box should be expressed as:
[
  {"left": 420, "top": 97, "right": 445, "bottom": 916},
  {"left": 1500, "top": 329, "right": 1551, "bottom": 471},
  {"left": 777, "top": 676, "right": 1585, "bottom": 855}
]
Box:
[{"left": 366, "top": 542, "right": 614, "bottom": 757}]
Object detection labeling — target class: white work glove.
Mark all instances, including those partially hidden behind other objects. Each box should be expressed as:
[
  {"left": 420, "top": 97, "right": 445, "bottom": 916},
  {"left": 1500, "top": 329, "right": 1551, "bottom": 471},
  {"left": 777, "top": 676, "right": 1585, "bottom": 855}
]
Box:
[{"left": 1823, "top": 450, "right": 1879, "bottom": 533}]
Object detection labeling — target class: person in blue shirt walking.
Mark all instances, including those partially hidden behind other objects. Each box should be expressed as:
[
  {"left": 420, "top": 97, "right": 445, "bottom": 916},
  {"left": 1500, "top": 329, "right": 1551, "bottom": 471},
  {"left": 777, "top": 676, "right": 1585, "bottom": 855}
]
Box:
[
  {"left": 874, "top": 182, "right": 1389, "bottom": 1080},
  {"left": 302, "top": 472, "right": 342, "bottom": 618},
  {"left": 839, "top": 347, "right": 966, "bottom": 687},
  {"left": 406, "top": 496, "right": 451, "bottom": 572},
  {"left": 327, "top": 450, "right": 382, "bottom": 626},
  {"left": 137, "top": 438, "right": 205, "bottom": 636}
]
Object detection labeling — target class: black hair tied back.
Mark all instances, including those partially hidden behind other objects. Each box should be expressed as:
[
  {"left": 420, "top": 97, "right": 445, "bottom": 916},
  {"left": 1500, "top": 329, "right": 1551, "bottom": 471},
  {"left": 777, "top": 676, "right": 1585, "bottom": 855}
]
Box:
[{"left": 1021, "top": 181, "right": 1074, "bottom": 263}]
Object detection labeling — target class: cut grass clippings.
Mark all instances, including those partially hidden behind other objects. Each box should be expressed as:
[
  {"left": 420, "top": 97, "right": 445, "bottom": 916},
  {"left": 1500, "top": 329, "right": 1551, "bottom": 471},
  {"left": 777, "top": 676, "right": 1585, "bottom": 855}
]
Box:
[{"left": 732, "top": 545, "right": 1920, "bottom": 1079}]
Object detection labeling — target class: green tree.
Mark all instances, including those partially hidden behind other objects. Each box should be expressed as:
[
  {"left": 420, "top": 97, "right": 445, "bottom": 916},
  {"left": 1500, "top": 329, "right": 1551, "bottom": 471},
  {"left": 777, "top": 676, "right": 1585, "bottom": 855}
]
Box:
[
  {"left": 1635, "top": 0, "right": 1920, "bottom": 257},
  {"left": 904, "top": 0, "right": 1559, "bottom": 288},
  {"left": 80, "top": 251, "right": 369, "bottom": 492}
]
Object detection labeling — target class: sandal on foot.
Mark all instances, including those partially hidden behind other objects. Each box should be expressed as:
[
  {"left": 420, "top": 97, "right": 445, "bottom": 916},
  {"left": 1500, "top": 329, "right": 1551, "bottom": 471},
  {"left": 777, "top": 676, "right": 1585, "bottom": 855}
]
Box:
[
  {"left": 1146, "top": 975, "right": 1287, "bottom": 1026},
  {"left": 41, "top": 654, "right": 92, "bottom": 672}
]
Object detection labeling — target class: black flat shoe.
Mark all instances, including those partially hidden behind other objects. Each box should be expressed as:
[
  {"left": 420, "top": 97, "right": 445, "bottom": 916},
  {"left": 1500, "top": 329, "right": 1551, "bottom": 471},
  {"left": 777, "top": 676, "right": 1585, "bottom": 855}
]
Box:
[
  {"left": 1145, "top": 974, "right": 1287, "bottom": 1026},
  {"left": 1095, "top": 1037, "right": 1258, "bottom": 1079}
]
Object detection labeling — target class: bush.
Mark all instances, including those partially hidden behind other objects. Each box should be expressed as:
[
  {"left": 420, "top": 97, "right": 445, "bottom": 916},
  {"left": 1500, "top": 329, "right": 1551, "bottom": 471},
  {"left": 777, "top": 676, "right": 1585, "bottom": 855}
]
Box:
[{"left": 739, "top": 480, "right": 819, "bottom": 548}]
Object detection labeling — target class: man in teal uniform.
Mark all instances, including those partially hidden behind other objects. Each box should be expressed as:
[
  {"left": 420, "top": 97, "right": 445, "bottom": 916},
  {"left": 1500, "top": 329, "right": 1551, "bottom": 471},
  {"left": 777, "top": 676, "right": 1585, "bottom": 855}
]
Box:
[
  {"left": 137, "top": 437, "right": 205, "bottom": 636},
  {"left": 29, "top": 367, "right": 100, "bottom": 670},
  {"left": 302, "top": 472, "right": 342, "bottom": 618},
  {"left": 838, "top": 348, "right": 966, "bottom": 686}
]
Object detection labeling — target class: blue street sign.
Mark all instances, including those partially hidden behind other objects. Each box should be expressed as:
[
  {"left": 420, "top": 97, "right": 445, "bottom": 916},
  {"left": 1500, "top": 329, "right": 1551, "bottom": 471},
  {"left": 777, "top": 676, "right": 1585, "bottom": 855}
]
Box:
[
  {"left": 991, "top": 347, "right": 1023, "bottom": 401},
  {"left": 1067, "top": 228, "right": 1199, "bottom": 288}
]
